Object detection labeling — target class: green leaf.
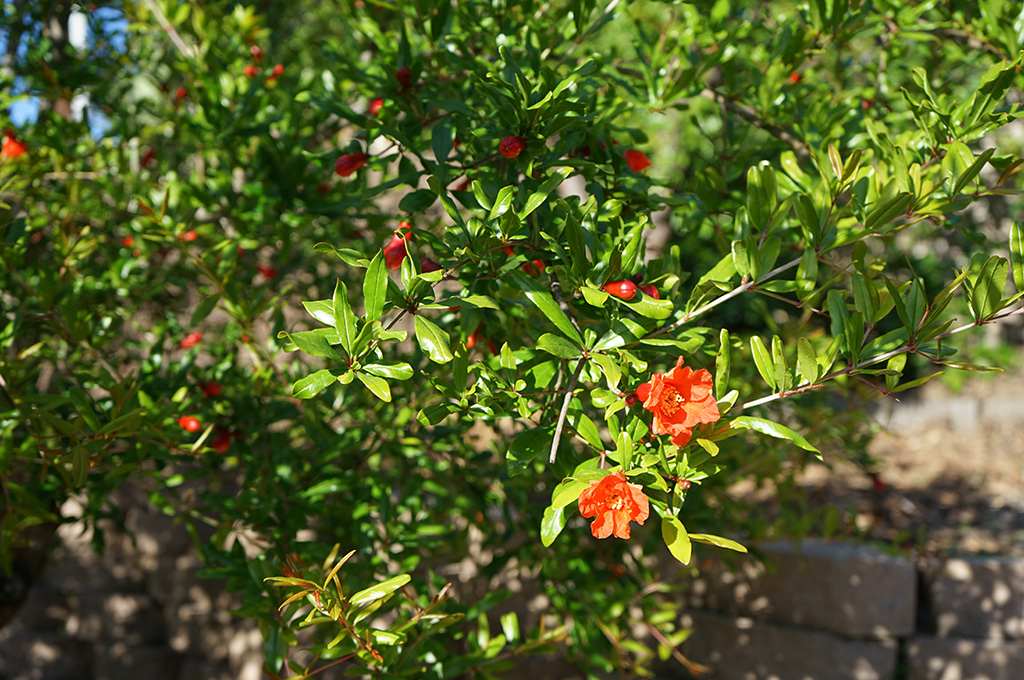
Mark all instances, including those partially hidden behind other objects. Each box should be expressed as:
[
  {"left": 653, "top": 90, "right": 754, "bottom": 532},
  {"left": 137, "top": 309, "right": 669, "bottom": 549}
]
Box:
[
  {"left": 363, "top": 363, "right": 413, "bottom": 380},
  {"left": 189, "top": 295, "right": 220, "bottom": 327},
  {"left": 417, "top": 403, "right": 458, "bottom": 425},
  {"left": 864, "top": 192, "right": 914, "bottom": 233},
  {"left": 68, "top": 388, "right": 101, "bottom": 432},
  {"left": 507, "top": 427, "right": 553, "bottom": 476},
  {"left": 72, "top": 447, "right": 90, "bottom": 487},
  {"left": 715, "top": 329, "right": 730, "bottom": 398},
  {"left": 771, "top": 335, "right": 789, "bottom": 392},
  {"left": 536, "top": 333, "right": 580, "bottom": 358},
  {"left": 302, "top": 299, "right": 335, "bottom": 326},
  {"left": 363, "top": 250, "right": 388, "bottom": 322},
  {"left": 399, "top": 189, "right": 436, "bottom": 213},
  {"left": 661, "top": 515, "right": 692, "bottom": 565},
  {"left": 970, "top": 256, "right": 1008, "bottom": 321},
  {"left": 292, "top": 369, "right": 337, "bottom": 399},
  {"left": 731, "top": 416, "right": 820, "bottom": 457},
  {"left": 280, "top": 329, "right": 344, "bottom": 360},
  {"left": 334, "top": 280, "right": 356, "bottom": 355},
  {"left": 797, "top": 337, "right": 818, "bottom": 384},
  {"left": 356, "top": 372, "right": 391, "bottom": 402},
  {"left": 540, "top": 506, "right": 567, "bottom": 547},
  {"left": 1010, "top": 222, "right": 1024, "bottom": 293},
  {"left": 349, "top": 574, "right": 412, "bottom": 609},
  {"left": 749, "top": 336, "right": 776, "bottom": 391},
  {"left": 590, "top": 354, "right": 621, "bottom": 388},
  {"left": 521, "top": 167, "right": 573, "bottom": 219},
  {"left": 414, "top": 315, "right": 454, "bottom": 364},
  {"left": 456, "top": 294, "right": 500, "bottom": 310},
  {"left": 507, "top": 271, "right": 583, "bottom": 345},
  {"left": 551, "top": 478, "right": 589, "bottom": 509},
  {"left": 617, "top": 293, "right": 674, "bottom": 320},
  {"left": 688, "top": 533, "right": 748, "bottom": 553}
]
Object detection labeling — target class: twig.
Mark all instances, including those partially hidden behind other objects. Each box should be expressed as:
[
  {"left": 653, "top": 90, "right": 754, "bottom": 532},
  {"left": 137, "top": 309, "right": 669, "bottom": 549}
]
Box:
[
  {"left": 550, "top": 357, "right": 586, "bottom": 464},
  {"left": 700, "top": 89, "right": 811, "bottom": 162},
  {"left": 140, "top": 0, "right": 195, "bottom": 59}
]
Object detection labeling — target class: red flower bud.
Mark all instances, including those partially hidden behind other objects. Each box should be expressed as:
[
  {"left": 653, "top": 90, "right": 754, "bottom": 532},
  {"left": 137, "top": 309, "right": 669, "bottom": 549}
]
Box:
[
  {"left": 178, "top": 415, "right": 201, "bottom": 433},
  {"left": 466, "top": 329, "right": 480, "bottom": 350},
  {"left": 335, "top": 152, "right": 368, "bottom": 177},
  {"left": 180, "top": 230, "right": 198, "bottom": 242},
  {"left": 272, "top": 63, "right": 284, "bottom": 77},
  {"left": 396, "top": 66, "right": 412, "bottom": 89},
  {"left": 499, "top": 135, "right": 526, "bottom": 159},
  {"left": 257, "top": 265, "right": 278, "bottom": 279},
  {"left": 420, "top": 258, "right": 442, "bottom": 273},
  {"left": 384, "top": 223, "right": 411, "bottom": 270},
  {"left": 180, "top": 331, "right": 203, "bottom": 349},
  {"left": 200, "top": 381, "right": 222, "bottom": 397},
  {"left": 175, "top": 86, "right": 188, "bottom": 100},
  {"left": 604, "top": 280, "right": 638, "bottom": 300},
  {"left": 121, "top": 236, "right": 135, "bottom": 248},
  {"left": 523, "top": 259, "right": 545, "bottom": 275},
  {"left": 369, "top": 97, "right": 384, "bottom": 116},
  {"left": 243, "top": 65, "right": 259, "bottom": 77},
  {"left": 624, "top": 393, "right": 637, "bottom": 406},
  {"left": 789, "top": 71, "right": 801, "bottom": 84},
  {"left": 640, "top": 284, "right": 659, "bottom": 299},
  {"left": 210, "top": 429, "right": 232, "bottom": 452},
  {"left": 623, "top": 149, "right": 651, "bottom": 172},
  {"left": 250, "top": 45, "right": 263, "bottom": 62}
]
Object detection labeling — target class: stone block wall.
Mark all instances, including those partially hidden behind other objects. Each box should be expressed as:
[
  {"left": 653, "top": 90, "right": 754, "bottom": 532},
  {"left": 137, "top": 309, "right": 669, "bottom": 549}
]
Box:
[{"left": 676, "top": 541, "right": 1024, "bottom": 680}]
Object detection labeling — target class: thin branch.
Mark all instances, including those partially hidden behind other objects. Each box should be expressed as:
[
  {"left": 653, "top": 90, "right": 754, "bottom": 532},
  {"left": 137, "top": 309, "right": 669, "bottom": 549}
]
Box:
[
  {"left": 550, "top": 357, "right": 586, "bottom": 464},
  {"left": 140, "top": 0, "right": 195, "bottom": 59},
  {"left": 737, "top": 306, "right": 1024, "bottom": 412},
  {"left": 700, "top": 88, "right": 811, "bottom": 162},
  {"left": 654, "top": 256, "right": 803, "bottom": 336}
]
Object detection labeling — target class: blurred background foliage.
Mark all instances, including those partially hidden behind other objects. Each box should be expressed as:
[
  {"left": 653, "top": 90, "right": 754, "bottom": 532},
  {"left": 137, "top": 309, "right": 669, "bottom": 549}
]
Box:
[{"left": 2, "top": 0, "right": 1023, "bottom": 677}]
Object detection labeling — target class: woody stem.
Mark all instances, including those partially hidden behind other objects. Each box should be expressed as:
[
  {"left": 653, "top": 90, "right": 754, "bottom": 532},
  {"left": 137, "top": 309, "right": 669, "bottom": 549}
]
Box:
[{"left": 549, "top": 357, "right": 587, "bottom": 464}]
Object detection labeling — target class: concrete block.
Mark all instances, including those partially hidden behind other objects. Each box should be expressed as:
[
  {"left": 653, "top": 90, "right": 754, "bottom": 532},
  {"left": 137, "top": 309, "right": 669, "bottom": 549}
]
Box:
[
  {"left": 94, "top": 644, "right": 181, "bottom": 680},
  {"left": 907, "top": 635, "right": 1024, "bottom": 680},
  {"left": 679, "top": 610, "right": 898, "bottom": 680},
  {"left": 0, "top": 632, "right": 93, "bottom": 680},
  {"left": 924, "top": 557, "right": 1024, "bottom": 639},
  {"left": 686, "top": 540, "right": 917, "bottom": 638}
]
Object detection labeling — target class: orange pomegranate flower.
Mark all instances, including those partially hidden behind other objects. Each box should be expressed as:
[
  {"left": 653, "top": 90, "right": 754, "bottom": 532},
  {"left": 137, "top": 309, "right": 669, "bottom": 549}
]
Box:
[
  {"left": 636, "top": 357, "right": 720, "bottom": 446},
  {"left": 578, "top": 472, "right": 650, "bottom": 539}
]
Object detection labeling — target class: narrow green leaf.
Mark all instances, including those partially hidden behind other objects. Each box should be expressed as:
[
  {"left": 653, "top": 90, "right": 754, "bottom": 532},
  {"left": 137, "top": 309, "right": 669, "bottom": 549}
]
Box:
[
  {"left": 864, "top": 192, "right": 914, "bottom": 232},
  {"left": 1011, "top": 221, "right": 1024, "bottom": 293},
  {"left": 551, "top": 478, "right": 589, "bottom": 509},
  {"left": 731, "top": 415, "right": 820, "bottom": 456},
  {"left": 189, "top": 295, "right": 220, "bottom": 327},
  {"left": 356, "top": 372, "right": 391, "bottom": 402},
  {"left": 334, "top": 280, "right": 356, "bottom": 355},
  {"left": 302, "top": 299, "right": 335, "bottom": 326},
  {"left": 363, "top": 363, "right": 414, "bottom": 380},
  {"left": 536, "top": 333, "right": 581, "bottom": 358},
  {"left": 540, "top": 506, "right": 567, "bottom": 547},
  {"left": 715, "top": 329, "right": 730, "bottom": 398},
  {"left": 363, "top": 251, "right": 388, "bottom": 322},
  {"left": 688, "top": 533, "right": 748, "bottom": 553},
  {"left": 521, "top": 167, "right": 573, "bottom": 219},
  {"left": 662, "top": 515, "right": 692, "bottom": 565},
  {"left": 414, "top": 315, "right": 454, "bottom": 364},
  {"left": 797, "top": 337, "right": 817, "bottom": 384},
  {"left": 507, "top": 270, "right": 583, "bottom": 345},
  {"left": 750, "top": 336, "right": 776, "bottom": 391},
  {"left": 349, "top": 575, "right": 412, "bottom": 609},
  {"left": 292, "top": 369, "right": 337, "bottom": 399},
  {"left": 771, "top": 335, "right": 789, "bottom": 392},
  {"left": 507, "top": 427, "right": 553, "bottom": 476}
]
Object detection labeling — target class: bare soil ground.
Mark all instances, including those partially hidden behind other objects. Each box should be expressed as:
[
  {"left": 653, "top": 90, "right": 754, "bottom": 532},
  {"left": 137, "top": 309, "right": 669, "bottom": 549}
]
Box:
[{"left": 792, "top": 367, "right": 1024, "bottom": 557}]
